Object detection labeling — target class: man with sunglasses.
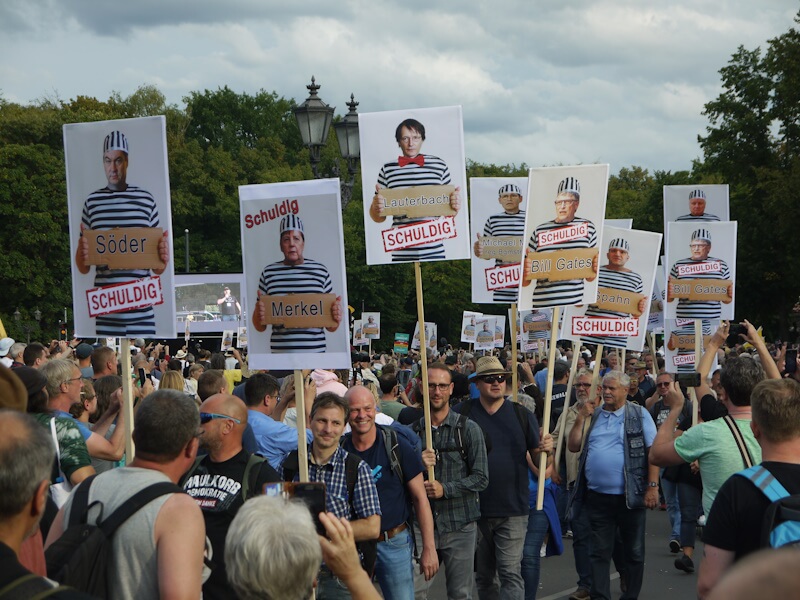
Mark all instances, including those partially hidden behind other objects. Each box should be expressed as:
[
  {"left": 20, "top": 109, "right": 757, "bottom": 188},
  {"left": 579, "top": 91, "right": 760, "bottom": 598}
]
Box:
[{"left": 453, "top": 356, "right": 553, "bottom": 600}]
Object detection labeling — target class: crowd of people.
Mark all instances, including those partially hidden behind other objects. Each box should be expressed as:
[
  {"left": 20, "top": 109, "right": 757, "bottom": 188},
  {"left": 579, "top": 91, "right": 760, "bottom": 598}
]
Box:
[{"left": 0, "top": 320, "right": 798, "bottom": 600}]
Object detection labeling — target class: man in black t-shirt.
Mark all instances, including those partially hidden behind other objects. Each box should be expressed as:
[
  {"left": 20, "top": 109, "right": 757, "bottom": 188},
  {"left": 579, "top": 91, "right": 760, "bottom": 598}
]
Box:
[
  {"left": 697, "top": 378, "right": 800, "bottom": 600},
  {"left": 182, "top": 393, "right": 280, "bottom": 600},
  {"left": 217, "top": 287, "right": 241, "bottom": 322}
]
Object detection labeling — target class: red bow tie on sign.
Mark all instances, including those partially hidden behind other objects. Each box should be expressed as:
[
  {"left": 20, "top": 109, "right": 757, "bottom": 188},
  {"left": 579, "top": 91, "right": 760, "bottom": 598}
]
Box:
[{"left": 398, "top": 155, "right": 424, "bottom": 167}]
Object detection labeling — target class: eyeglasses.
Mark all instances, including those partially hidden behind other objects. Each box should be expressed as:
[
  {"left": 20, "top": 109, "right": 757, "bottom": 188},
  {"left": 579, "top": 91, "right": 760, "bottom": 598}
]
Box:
[
  {"left": 574, "top": 383, "right": 592, "bottom": 388},
  {"left": 64, "top": 376, "right": 82, "bottom": 385},
  {"left": 554, "top": 199, "right": 578, "bottom": 206},
  {"left": 479, "top": 375, "right": 508, "bottom": 384},
  {"left": 427, "top": 383, "right": 452, "bottom": 391},
  {"left": 199, "top": 412, "right": 242, "bottom": 425}
]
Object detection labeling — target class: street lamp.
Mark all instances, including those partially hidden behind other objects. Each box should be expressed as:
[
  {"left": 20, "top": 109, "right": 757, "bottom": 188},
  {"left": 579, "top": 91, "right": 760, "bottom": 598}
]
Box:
[
  {"left": 294, "top": 77, "right": 361, "bottom": 209},
  {"left": 14, "top": 307, "right": 41, "bottom": 344}
]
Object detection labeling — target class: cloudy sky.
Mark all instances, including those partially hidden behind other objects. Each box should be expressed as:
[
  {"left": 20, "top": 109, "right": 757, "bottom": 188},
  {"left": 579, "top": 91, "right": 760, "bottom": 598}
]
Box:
[{"left": 1, "top": 1, "right": 796, "bottom": 173}]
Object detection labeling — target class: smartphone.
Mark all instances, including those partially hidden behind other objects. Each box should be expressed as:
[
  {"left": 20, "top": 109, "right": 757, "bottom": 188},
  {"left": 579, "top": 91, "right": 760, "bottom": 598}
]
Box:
[
  {"left": 138, "top": 368, "right": 147, "bottom": 387},
  {"left": 676, "top": 372, "right": 701, "bottom": 388},
  {"left": 786, "top": 349, "right": 797, "bottom": 374},
  {"left": 264, "top": 482, "right": 327, "bottom": 535},
  {"left": 397, "top": 369, "right": 411, "bottom": 388}
]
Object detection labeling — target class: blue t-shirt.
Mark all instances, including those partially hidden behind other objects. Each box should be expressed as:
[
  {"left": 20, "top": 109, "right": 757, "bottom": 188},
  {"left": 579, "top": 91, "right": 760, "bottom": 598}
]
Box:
[
  {"left": 454, "top": 399, "right": 540, "bottom": 518},
  {"left": 54, "top": 409, "right": 92, "bottom": 441},
  {"left": 342, "top": 426, "right": 423, "bottom": 531}
]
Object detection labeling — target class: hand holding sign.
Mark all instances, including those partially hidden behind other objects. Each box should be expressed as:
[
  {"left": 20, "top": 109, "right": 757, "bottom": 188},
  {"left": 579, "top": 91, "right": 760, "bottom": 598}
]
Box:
[
  {"left": 327, "top": 296, "right": 343, "bottom": 332},
  {"left": 253, "top": 290, "right": 267, "bottom": 332},
  {"left": 449, "top": 186, "right": 461, "bottom": 213},
  {"left": 474, "top": 233, "right": 484, "bottom": 258},
  {"left": 371, "top": 184, "right": 387, "bottom": 223},
  {"left": 153, "top": 230, "right": 170, "bottom": 275},
  {"left": 76, "top": 223, "right": 90, "bottom": 274}
]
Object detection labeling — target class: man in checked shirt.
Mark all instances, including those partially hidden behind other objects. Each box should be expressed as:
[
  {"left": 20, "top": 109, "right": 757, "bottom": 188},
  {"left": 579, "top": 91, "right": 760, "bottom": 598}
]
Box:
[{"left": 412, "top": 362, "right": 489, "bottom": 600}]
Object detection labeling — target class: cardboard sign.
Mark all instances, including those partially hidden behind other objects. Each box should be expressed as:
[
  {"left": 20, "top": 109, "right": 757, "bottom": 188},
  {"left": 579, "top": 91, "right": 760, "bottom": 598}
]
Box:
[
  {"left": 84, "top": 227, "right": 165, "bottom": 270},
  {"left": 524, "top": 247, "right": 598, "bottom": 282},
  {"left": 591, "top": 286, "right": 647, "bottom": 317},
  {"left": 485, "top": 263, "right": 521, "bottom": 291},
  {"left": 363, "top": 325, "right": 379, "bottom": 336},
  {"left": 379, "top": 185, "right": 456, "bottom": 218},
  {"left": 258, "top": 293, "right": 337, "bottom": 328},
  {"left": 87, "top": 276, "right": 164, "bottom": 317},
  {"left": 479, "top": 236, "right": 524, "bottom": 261},
  {"left": 382, "top": 216, "right": 457, "bottom": 252},
  {"left": 523, "top": 320, "right": 551, "bottom": 333},
  {"left": 668, "top": 333, "right": 712, "bottom": 351},
  {"left": 668, "top": 278, "right": 733, "bottom": 303},
  {"left": 571, "top": 316, "right": 640, "bottom": 337}
]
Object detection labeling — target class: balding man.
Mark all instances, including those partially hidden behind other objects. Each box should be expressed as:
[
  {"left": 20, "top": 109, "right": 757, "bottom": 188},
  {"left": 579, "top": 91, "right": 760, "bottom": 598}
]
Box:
[{"left": 181, "top": 393, "right": 280, "bottom": 600}]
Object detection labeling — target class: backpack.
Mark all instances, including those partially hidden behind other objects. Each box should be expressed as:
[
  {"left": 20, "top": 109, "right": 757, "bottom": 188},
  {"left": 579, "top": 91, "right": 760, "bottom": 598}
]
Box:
[
  {"left": 282, "top": 450, "right": 378, "bottom": 576},
  {"left": 0, "top": 574, "right": 69, "bottom": 600},
  {"left": 411, "top": 413, "right": 471, "bottom": 462},
  {"left": 45, "top": 474, "right": 182, "bottom": 596},
  {"left": 180, "top": 453, "right": 266, "bottom": 502},
  {"left": 736, "top": 464, "right": 800, "bottom": 548},
  {"left": 458, "top": 398, "right": 536, "bottom": 453}
]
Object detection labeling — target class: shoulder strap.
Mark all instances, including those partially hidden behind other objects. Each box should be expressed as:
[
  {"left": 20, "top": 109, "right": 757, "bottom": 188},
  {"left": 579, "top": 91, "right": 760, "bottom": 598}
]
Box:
[
  {"left": 0, "top": 574, "right": 64, "bottom": 600},
  {"left": 738, "top": 464, "right": 791, "bottom": 502},
  {"left": 242, "top": 454, "right": 267, "bottom": 502},
  {"left": 723, "top": 415, "right": 755, "bottom": 468},
  {"left": 98, "top": 482, "right": 183, "bottom": 537},
  {"left": 179, "top": 456, "right": 204, "bottom": 488},
  {"left": 67, "top": 474, "right": 97, "bottom": 528},
  {"left": 344, "top": 452, "right": 361, "bottom": 512},
  {"left": 282, "top": 450, "right": 299, "bottom": 482},
  {"left": 380, "top": 425, "right": 404, "bottom": 482},
  {"left": 454, "top": 413, "right": 469, "bottom": 463}
]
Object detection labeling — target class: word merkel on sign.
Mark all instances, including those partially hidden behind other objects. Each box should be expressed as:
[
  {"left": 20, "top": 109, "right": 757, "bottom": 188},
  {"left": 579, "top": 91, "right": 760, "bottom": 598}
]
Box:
[
  {"left": 259, "top": 293, "right": 337, "bottom": 329},
  {"left": 382, "top": 216, "right": 457, "bottom": 252},
  {"left": 87, "top": 276, "right": 164, "bottom": 317},
  {"left": 84, "top": 227, "right": 164, "bottom": 270}
]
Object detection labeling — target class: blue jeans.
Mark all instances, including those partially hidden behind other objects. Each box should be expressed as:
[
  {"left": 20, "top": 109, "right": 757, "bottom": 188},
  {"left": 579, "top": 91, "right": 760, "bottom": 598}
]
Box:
[
  {"left": 677, "top": 481, "right": 702, "bottom": 548},
  {"left": 586, "top": 491, "right": 646, "bottom": 600},
  {"left": 221, "top": 314, "right": 237, "bottom": 321},
  {"left": 414, "top": 521, "right": 477, "bottom": 600},
  {"left": 660, "top": 469, "right": 681, "bottom": 541},
  {"left": 476, "top": 515, "right": 528, "bottom": 600},
  {"left": 317, "top": 566, "right": 353, "bottom": 600},
  {"left": 376, "top": 528, "right": 415, "bottom": 600},
  {"left": 521, "top": 509, "right": 549, "bottom": 600},
  {"left": 569, "top": 491, "right": 592, "bottom": 591}
]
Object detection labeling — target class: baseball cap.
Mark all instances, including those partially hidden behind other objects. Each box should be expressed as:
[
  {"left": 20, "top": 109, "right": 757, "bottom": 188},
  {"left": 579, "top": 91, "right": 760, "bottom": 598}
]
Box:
[
  {"left": 0, "top": 338, "right": 14, "bottom": 357},
  {"left": 75, "top": 343, "right": 94, "bottom": 360}
]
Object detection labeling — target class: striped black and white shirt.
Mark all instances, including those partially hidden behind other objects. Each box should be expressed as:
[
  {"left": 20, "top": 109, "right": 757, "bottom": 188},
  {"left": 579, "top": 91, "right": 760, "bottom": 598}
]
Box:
[
  {"left": 581, "top": 267, "right": 644, "bottom": 349},
  {"left": 81, "top": 185, "right": 159, "bottom": 336},
  {"left": 483, "top": 211, "right": 526, "bottom": 302},
  {"left": 523, "top": 310, "right": 550, "bottom": 342},
  {"left": 258, "top": 259, "right": 333, "bottom": 353},
  {"left": 672, "top": 319, "right": 713, "bottom": 373},
  {"left": 669, "top": 256, "right": 731, "bottom": 319},
  {"left": 378, "top": 154, "right": 452, "bottom": 263},
  {"left": 528, "top": 217, "right": 597, "bottom": 308},
  {"left": 675, "top": 213, "right": 721, "bottom": 222}
]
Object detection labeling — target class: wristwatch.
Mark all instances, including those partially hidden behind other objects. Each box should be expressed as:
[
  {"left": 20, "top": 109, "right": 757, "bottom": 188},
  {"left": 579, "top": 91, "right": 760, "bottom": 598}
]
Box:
[{"left": 648, "top": 482, "right": 659, "bottom": 488}]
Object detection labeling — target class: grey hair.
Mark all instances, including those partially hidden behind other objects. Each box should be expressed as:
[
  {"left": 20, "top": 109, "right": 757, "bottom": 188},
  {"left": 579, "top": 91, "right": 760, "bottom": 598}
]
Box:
[
  {"left": 576, "top": 368, "right": 593, "bottom": 379},
  {"left": 9, "top": 342, "right": 26, "bottom": 360},
  {"left": 602, "top": 370, "right": 630, "bottom": 387},
  {"left": 0, "top": 410, "right": 55, "bottom": 519},
  {"left": 41, "top": 358, "right": 78, "bottom": 398},
  {"left": 225, "top": 495, "right": 321, "bottom": 600}
]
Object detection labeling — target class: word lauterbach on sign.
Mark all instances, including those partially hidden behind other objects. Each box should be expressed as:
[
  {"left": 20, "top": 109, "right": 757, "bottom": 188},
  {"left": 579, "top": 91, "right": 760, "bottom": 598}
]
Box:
[
  {"left": 258, "top": 293, "right": 337, "bottom": 329},
  {"left": 668, "top": 333, "right": 712, "bottom": 351},
  {"left": 485, "top": 263, "right": 521, "bottom": 291},
  {"left": 668, "top": 278, "right": 733, "bottom": 303},
  {"left": 479, "top": 236, "right": 524, "bottom": 261},
  {"left": 524, "top": 247, "right": 598, "bottom": 282},
  {"left": 84, "top": 227, "right": 165, "bottom": 270},
  {"left": 382, "top": 216, "right": 458, "bottom": 252},
  {"left": 571, "top": 316, "right": 640, "bottom": 337},
  {"left": 379, "top": 185, "right": 457, "bottom": 218},
  {"left": 87, "top": 276, "right": 164, "bottom": 317},
  {"left": 591, "top": 287, "right": 647, "bottom": 317}
]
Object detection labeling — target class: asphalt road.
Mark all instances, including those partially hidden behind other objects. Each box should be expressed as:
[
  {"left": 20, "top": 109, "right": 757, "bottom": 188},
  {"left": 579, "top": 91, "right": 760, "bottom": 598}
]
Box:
[{"left": 422, "top": 508, "right": 701, "bottom": 599}]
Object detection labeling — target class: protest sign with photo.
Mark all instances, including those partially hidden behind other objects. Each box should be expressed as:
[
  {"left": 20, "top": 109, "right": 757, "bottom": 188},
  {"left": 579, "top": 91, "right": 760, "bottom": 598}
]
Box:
[
  {"left": 460, "top": 311, "right": 481, "bottom": 343},
  {"left": 665, "top": 318, "right": 720, "bottom": 373},
  {"left": 411, "top": 321, "right": 438, "bottom": 351},
  {"left": 362, "top": 312, "right": 381, "bottom": 339},
  {"left": 663, "top": 185, "right": 730, "bottom": 236},
  {"left": 474, "top": 316, "right": 496, "bottom": 351}
]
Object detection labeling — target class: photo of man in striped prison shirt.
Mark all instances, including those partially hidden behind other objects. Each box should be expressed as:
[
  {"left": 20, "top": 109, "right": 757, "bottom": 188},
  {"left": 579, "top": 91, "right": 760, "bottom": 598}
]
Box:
[
  {"left": 474, "top": 183, "right": 526, "bottom": 303},
  {"left": 580, "top": 237, "right": 646, "bottom": 349},
  {"left": 252, "top": 214, "right": 342, "bottom": 353},
  {"left": 74, "top": 130, "right": 169, "bottom": 337},
  {"left": 522, "top": 176, "right": 598, "bottom": 308},
  {"left": 667, "top": 228, "right": 731, "bottom": 319},
  {"left": 675, "top": 189, "right": 721, "bottom": 222},
  {"left": 369, "top": 118, "right": 462, "bottom": 262}
]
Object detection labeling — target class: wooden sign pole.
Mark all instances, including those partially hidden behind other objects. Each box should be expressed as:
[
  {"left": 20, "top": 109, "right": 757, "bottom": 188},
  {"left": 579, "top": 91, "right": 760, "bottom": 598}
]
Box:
[
  {"left": 648, "top": 332, "right": 658, "bottom": 380},
  {"left": 414, "top": 262, "right": 435, "bottom": 482},
  {"left": 295, "top": 370, "right": 309, "bottom": 481},
  {"left": 536, "top": 307, "right": 561, "bottom": 511},
  {"left": 692, "top": 319, "right": 702, "bottom": 426},
  {"left": 554, "top": 343, "right": 581, "bottom": 471},
  {"left": 590, "top": 345, "right": 604, "bottom": 403},
  {"left": 511, "top": 302, "right": 519, "bottom": 403},
  {"left": 620, "top": 348, "right": 626, "bottom": 371},
  {"left": 120, "top": 338, "right": 135, "bottom": 462}
]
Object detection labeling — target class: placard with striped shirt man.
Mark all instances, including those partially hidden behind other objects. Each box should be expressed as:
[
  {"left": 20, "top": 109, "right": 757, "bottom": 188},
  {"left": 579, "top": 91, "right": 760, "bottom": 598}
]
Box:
[
  {"left": 523, "top": 176, "right": 598, "bottom": 308},
  {"left": 474, "top": 183, "right": 527, "bottom": 302},
  {"left": 675, "top": 189, "right": 720, "bottom": 222},
  {"left": 370, "top": 118, "right": 462, "bottom": 262},
  {"left": 581, "top": 237, "right": 646, "bottom": 349},
  {"left": 668, "top": 228, "right": 731, "bottom": 319},
  {"left": 252, "top": 214, "right": 342, "bottom": 353},
  {"left": 75, "top": 130, "right": 169, "bottom": 336}
]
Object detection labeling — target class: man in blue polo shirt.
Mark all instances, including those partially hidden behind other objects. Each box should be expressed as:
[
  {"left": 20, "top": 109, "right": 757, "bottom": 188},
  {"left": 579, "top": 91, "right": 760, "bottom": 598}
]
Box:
[
  {"left": 454, "top": 356, "right": 553, "bottom": 600},
  {"left": 567, "top": 371, "right": 659, "bottom": 600}
]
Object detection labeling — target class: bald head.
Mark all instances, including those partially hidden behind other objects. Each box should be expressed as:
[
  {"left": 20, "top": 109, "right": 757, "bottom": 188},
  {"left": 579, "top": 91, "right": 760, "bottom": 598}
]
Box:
[
  {"left": 198, "top": 393, "right": 248, "bottom": 458},
  {"left": 202, "top": 393, "right": 248, "bottom": 425}
]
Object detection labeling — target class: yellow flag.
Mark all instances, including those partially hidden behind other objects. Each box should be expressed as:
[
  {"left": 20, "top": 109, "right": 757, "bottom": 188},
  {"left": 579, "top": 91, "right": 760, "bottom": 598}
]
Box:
[
  {"left": 0, "top": 318, "right": 7, "bottom": 339},
  {"left": 741, "top": 326, "right": 764, "bottom": 350}
]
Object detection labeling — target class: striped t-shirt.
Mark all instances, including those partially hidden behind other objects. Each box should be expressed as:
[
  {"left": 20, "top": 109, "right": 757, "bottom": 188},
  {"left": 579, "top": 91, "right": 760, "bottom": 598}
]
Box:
[
  {"left": 81, "top": 186, "right": 159, "bottom": 336},
  {"left": 258, "top": 259, "right": 333, "bottom": 353},
  {"left": 675, "top": 213, "right": 721, "bottom": 222},
  {"left": 581, "top": 267, "right": 644, "bottom": 349},
  {"left": 523, "top": 310, "right": 550, "bottom": 342},
  {"left": 528, "top": 218, "right": 597, "bottom": 308},
  {"left": 483, "top": 211, "right": 526, "bottom": 302},
  {"left": 378, "top": 154, "right": 452, "bottom": 263},
  {"left": 669, "top": 256, "right": 731, "bottom": 319},
  {"left": 672, "top": 319, "right": 713, "bottom": 373}
]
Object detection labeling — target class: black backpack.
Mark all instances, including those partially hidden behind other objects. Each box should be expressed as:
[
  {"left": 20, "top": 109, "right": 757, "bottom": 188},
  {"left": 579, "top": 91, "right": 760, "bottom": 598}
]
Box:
[
  {"left": 45, "top": 474, "right": 182, "bottom": 597},
  {"left": 0, "top": 574, "right": 71, "bottom": 600},
  {"left": 411, "top": 412, "right": 472, "bottom": 463}
]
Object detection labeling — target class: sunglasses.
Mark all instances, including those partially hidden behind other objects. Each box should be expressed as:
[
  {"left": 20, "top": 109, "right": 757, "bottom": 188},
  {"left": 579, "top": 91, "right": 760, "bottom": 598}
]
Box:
[
  {"left": 199, "top": 412, "right": 242, "bottom": 425},
  {"left": 479, "top": 375, "right": 508, "bottom": 384}
]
